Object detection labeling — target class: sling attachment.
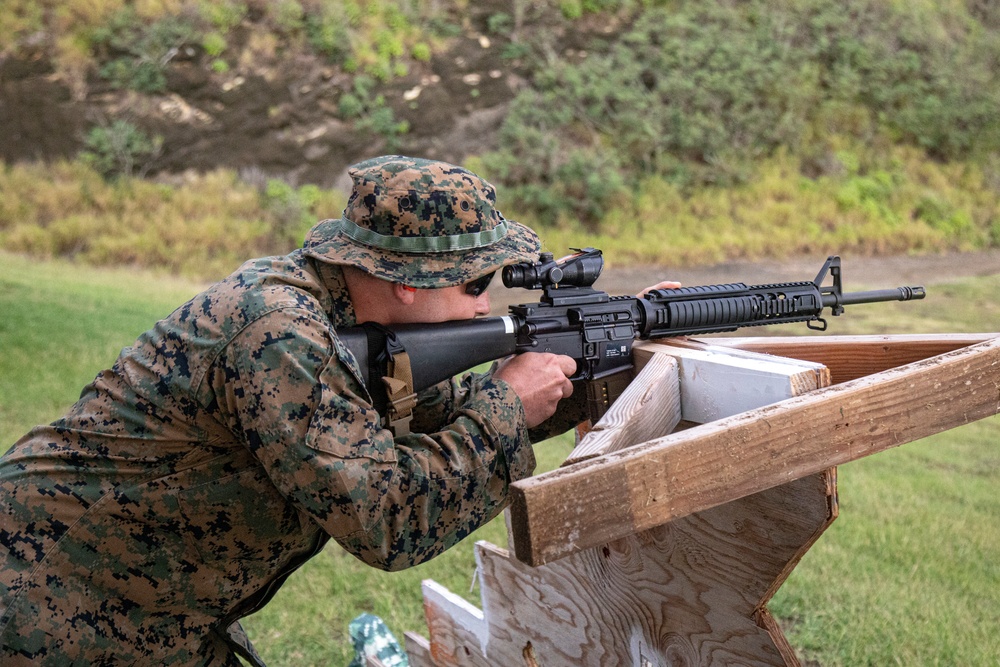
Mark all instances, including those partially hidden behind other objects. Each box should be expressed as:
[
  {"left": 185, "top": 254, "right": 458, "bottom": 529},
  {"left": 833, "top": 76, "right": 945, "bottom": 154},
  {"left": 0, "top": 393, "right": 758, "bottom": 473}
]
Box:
[{"left": 360, "top": 322, "right": 417, "bottom": 436}]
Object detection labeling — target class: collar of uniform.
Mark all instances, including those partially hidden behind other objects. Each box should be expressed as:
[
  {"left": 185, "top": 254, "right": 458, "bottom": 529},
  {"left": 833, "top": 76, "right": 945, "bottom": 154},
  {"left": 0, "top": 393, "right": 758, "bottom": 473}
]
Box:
[{"left": 310, "top": 258, "right": 357, "bottom": 328}]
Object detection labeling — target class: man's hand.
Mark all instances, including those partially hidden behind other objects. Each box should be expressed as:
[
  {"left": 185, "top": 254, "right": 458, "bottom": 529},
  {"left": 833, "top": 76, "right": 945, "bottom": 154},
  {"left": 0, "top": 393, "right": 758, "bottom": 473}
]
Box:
[
  {"left": 636, "top": 280, "right": 682, "bottom": 298},
  {"left": 493, "top": 352, "right": 576, "bottom": 428}
]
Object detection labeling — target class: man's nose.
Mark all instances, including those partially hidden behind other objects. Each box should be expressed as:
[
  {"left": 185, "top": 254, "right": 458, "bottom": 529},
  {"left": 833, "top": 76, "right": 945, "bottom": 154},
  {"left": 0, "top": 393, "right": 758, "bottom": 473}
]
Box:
[{"left": 475, "top": 292, "right": 491, "bottom": 316}]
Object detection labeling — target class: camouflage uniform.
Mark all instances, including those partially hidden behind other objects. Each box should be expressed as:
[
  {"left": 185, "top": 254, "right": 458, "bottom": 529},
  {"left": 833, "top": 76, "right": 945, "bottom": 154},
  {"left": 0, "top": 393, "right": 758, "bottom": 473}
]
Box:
[{"left": 0, "top": 157, "right": 557, "bottom": 665}]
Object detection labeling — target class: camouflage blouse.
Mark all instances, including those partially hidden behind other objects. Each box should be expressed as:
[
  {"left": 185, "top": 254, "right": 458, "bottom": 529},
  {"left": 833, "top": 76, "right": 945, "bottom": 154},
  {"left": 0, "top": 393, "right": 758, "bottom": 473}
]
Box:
[{"left": 0, "top": 250, "right": 536, "bottom": 666}]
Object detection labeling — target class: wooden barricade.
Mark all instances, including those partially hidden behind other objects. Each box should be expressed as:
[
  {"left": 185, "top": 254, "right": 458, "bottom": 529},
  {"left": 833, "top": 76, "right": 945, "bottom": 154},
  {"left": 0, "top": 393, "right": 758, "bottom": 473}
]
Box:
[{"left": 398, "top": 334, "right": 1000, "bottom": 667}]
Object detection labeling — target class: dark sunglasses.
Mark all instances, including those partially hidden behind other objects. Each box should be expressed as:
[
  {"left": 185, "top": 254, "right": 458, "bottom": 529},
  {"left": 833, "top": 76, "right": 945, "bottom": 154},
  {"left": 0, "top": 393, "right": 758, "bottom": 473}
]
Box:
[{"left": 465, "top": 271, "right": 496, "bottom": 297}]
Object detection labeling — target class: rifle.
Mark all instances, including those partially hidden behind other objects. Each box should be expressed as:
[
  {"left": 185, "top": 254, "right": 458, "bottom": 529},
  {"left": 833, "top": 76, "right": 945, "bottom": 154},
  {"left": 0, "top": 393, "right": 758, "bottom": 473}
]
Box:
[{"left": 338, "top": 249, "right": 925, "bottom": 429}]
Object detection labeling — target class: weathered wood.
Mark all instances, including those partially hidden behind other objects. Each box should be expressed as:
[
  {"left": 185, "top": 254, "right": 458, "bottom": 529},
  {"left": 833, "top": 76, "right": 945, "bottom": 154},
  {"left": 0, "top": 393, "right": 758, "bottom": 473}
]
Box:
[
  {"left": 633, "top": 342, "right": 829, "bottom": 423},
  {"left": 419, "top": 471, "right": 836, "bottom": 667},
  {"left": 565, "top": 353, "right": 681, "bottom": 465},
  {"left": 508, "top": 336, "right": 1000, "bottom": 566},
  {"left": 707, "top": 333, "right": 998, "bottom": 384},
  {"left": 403, "top": 632, "right": 434, "bottom": 667},
  {"left": 421, "top": 580, "right": 489, "bottom": 666},
  {"left": 417, "top": 343, "right": 837, "bottom": 666}
]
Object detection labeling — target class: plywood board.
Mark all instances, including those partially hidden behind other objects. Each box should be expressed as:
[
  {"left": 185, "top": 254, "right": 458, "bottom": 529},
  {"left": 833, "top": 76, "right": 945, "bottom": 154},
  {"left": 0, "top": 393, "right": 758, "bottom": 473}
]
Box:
[{"left": 418, "top": 471, "right": 835, "bottom": 666}]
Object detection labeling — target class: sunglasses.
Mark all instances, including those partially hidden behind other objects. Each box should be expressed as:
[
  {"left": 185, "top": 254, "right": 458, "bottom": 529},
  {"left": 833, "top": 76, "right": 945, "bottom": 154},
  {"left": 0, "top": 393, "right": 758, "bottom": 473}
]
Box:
[{"left": 465, "top": 271, "right": 496, "bottom": 297}]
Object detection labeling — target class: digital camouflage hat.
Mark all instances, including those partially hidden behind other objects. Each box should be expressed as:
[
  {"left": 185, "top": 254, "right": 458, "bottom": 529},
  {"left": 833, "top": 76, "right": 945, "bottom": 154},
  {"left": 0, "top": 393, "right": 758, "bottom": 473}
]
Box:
[{"left": 303, "top": 155, "right": 540, "bottom": 288}]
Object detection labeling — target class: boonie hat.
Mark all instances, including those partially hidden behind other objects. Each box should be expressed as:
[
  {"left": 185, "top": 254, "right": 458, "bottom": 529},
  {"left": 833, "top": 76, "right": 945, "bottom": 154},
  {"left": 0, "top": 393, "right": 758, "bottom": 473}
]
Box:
[{"left": 303, "top": 155, "right": 541, "bottom": 288}]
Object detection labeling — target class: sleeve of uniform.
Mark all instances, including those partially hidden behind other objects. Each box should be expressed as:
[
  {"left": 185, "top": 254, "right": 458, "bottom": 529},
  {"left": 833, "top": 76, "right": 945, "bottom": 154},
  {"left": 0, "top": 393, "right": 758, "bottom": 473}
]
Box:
[
  {"left": 222, "top": 307, "right": 535, "bottom": 571},
  {"left": 414, "top": 371, "right": 587, "bottom": 444}
]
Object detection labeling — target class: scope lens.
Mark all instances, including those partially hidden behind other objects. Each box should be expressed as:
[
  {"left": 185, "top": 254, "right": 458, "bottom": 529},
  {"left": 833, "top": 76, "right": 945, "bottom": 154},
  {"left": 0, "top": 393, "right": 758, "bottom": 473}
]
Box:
[{"left": 502, "top": 264, "right": 527, "bottom": 288}]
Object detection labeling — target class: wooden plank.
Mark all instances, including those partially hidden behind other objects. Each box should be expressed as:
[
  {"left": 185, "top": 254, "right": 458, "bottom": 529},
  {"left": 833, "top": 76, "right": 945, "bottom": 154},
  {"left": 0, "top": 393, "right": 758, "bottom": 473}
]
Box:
[
  {"left": 564, "top": 353, "right": 680, "bottom": 465},
  {"left": 705, "top": 333, "right": 998, "bottom": 384},
  {"left": 508, "top": 336, "right": 1000, "bottom": 566},
  {"left": 421, "top": 580, "right": 489, "bottom": 666},
  {"left": 403, "top": 632, "right": 435, "bottom": 667},
  {"left": 633, "top": 342, "right": 829, "bottom": 423}
]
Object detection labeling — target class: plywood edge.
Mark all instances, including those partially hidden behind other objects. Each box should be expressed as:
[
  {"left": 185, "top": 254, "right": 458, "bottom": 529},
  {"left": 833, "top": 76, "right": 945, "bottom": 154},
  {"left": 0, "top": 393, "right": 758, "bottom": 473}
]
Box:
[
  {"left": 421, "top": 579, "right": 489, "bottom": 665},
  {"left": 404, "top": 632, "right": 434, "bottom": 667}
]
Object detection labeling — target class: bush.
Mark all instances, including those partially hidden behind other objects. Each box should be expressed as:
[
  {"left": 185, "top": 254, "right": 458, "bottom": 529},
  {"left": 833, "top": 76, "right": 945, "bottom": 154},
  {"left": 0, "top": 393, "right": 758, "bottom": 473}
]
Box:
[
  {"left": 91, "top": 8, "right": 200, "bottom": 93},
  {"left": 262, "top": 179, "right": 322, "bottom": 248},
  {"left": 484, "top": 0, "right": 1000, "bottom": 228},
  {"left": 80, "top": 120, "right": 163, "bottom": 180},
  {"left": 485, "top": 2, "right": 818, "bottom": 221},
  {"left": 337, "top": 75, "right": 410, "bottom": 149}
]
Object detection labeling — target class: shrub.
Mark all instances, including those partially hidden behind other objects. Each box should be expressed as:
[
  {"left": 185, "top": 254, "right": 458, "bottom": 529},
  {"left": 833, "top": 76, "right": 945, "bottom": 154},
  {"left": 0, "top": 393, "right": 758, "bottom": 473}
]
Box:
[
  {"left": 485, "top": 0, "right": 1000, "bottom": 229},
  {"left": 262, "top": 179, "right": 321, "bottom": 248},
  {"left": 337, "top": 75, "right": 410, "bottom": 149},
  {"left": 485, "top": 2, "right": 818, "bottom": 222},
  {"left": 80, "top": 120, "right": 163, "bottom": 180},
  {"left": 91, "top": 8, "right": 200, "bottom": 92}
]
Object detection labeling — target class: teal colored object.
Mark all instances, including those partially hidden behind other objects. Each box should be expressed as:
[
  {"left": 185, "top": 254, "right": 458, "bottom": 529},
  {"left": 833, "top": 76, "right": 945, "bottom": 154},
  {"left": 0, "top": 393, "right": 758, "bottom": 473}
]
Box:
[{"left": 348, "top": 613, "right": 409, "bottom": 667}]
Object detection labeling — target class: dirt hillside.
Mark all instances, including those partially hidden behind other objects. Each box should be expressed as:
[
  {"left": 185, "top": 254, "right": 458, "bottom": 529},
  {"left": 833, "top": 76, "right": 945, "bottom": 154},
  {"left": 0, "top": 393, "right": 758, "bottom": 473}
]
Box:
[{"left": 0, "top": 1, "right": 591, "bottom": 190}]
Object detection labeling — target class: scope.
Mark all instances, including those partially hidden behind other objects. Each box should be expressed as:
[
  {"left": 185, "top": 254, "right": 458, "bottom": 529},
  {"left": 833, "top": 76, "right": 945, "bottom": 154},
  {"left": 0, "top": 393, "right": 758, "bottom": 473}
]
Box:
[{"left": 502, "top": 248, "right": 604, "bottom": 290}]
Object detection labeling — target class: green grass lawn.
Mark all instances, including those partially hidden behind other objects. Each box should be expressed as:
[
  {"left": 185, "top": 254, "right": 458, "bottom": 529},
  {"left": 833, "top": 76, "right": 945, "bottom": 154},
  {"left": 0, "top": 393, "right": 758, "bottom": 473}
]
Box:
[{"left": 1, "top": 251, "right": 997, "bottom": 665}]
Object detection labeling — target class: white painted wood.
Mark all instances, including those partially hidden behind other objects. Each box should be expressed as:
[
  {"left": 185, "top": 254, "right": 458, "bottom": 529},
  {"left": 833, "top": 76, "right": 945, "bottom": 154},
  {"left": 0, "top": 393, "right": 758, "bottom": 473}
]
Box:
[
  {"left": 634, "top": 341, "right": 828, "bottom": 423},
  {"left": 420, "top": 580, "right": 489, "bottom": 665}
]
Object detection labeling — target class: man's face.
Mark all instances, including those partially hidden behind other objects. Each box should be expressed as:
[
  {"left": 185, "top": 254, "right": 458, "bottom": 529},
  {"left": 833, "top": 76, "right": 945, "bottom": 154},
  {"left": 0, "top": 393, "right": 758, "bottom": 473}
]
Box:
[{"left": 399, "top": 283, "right": 492, "bottom": 324}]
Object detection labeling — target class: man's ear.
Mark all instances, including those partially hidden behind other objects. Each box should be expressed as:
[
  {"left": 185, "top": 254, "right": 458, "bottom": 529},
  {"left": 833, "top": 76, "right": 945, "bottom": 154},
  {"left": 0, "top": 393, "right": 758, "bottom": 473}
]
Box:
[{"left": 392, "top": 282, "right": 418, "bottom": 305}]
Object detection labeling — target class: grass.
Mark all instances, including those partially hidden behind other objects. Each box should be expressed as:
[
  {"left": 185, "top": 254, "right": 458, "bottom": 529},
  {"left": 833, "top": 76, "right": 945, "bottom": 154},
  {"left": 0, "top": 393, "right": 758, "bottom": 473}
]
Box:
[
  {"left": 1, "top": 251, "right": 997, "bottom": 665},
  {"left": 0, "top": 252, "right": 210, "bottom": 447},
  {"left": 772, "top": 422, "right": 1000, "bottom": 666}
]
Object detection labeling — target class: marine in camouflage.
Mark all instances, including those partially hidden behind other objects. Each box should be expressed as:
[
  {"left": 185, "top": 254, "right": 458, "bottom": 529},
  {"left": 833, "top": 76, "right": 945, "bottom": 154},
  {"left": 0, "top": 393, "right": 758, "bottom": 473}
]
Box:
[{"left": 0, "top": 156, "right": 569, "bottom": 665}]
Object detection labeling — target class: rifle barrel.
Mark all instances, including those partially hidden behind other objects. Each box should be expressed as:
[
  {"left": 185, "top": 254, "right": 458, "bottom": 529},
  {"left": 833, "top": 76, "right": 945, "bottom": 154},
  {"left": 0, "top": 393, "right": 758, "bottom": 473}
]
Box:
[{"left": 824, "top": 286, "right": 926, "bottom": 308}]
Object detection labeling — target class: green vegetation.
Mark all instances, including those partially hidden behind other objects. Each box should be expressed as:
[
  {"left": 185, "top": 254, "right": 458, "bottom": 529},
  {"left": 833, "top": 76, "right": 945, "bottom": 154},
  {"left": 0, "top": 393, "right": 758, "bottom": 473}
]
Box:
[
  {"left": 1, "top": 253, "right": 997, "bottom": 665},
  {"left": 3, "top": 144, "right": 997, "bottom": 280},
  {"left": 81, "top": 119, "right": 163, "bottom": 179},
  {"left": 0, "top": 160, "right": 344, "bottom": 278},
  {"left": 0, "top": 0, "right": 435, "bottom": 140},
  {"left": 0, "top": 0, "right": 450, "bottom": 86},
  {"left": 482, "top": 0, "right": 1000, "bottom": 225},
  {"left": 1, "top": 2, "right": 997, "bottom": 274}
]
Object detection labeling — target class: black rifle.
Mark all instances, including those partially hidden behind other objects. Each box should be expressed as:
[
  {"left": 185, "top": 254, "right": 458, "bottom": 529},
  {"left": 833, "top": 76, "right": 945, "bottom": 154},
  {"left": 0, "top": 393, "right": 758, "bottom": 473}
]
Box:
[{"left": 338, "top": 249, "right": 925, "bottom": 423}]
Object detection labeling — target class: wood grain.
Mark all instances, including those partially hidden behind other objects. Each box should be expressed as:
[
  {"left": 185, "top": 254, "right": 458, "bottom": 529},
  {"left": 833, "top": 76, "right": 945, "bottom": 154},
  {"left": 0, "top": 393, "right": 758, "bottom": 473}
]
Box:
[
  {"left": 419, "top": 471, "right": 836, "bottom": 666},
  {"left": 565, "top": 353, "right": 680, "bottom": 465},
  {"left": 509, "top": 336, "right": 1000, "bottom": 566},
  {"left": 706, "top": 333, "right": 998, "bottom": 384}
]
